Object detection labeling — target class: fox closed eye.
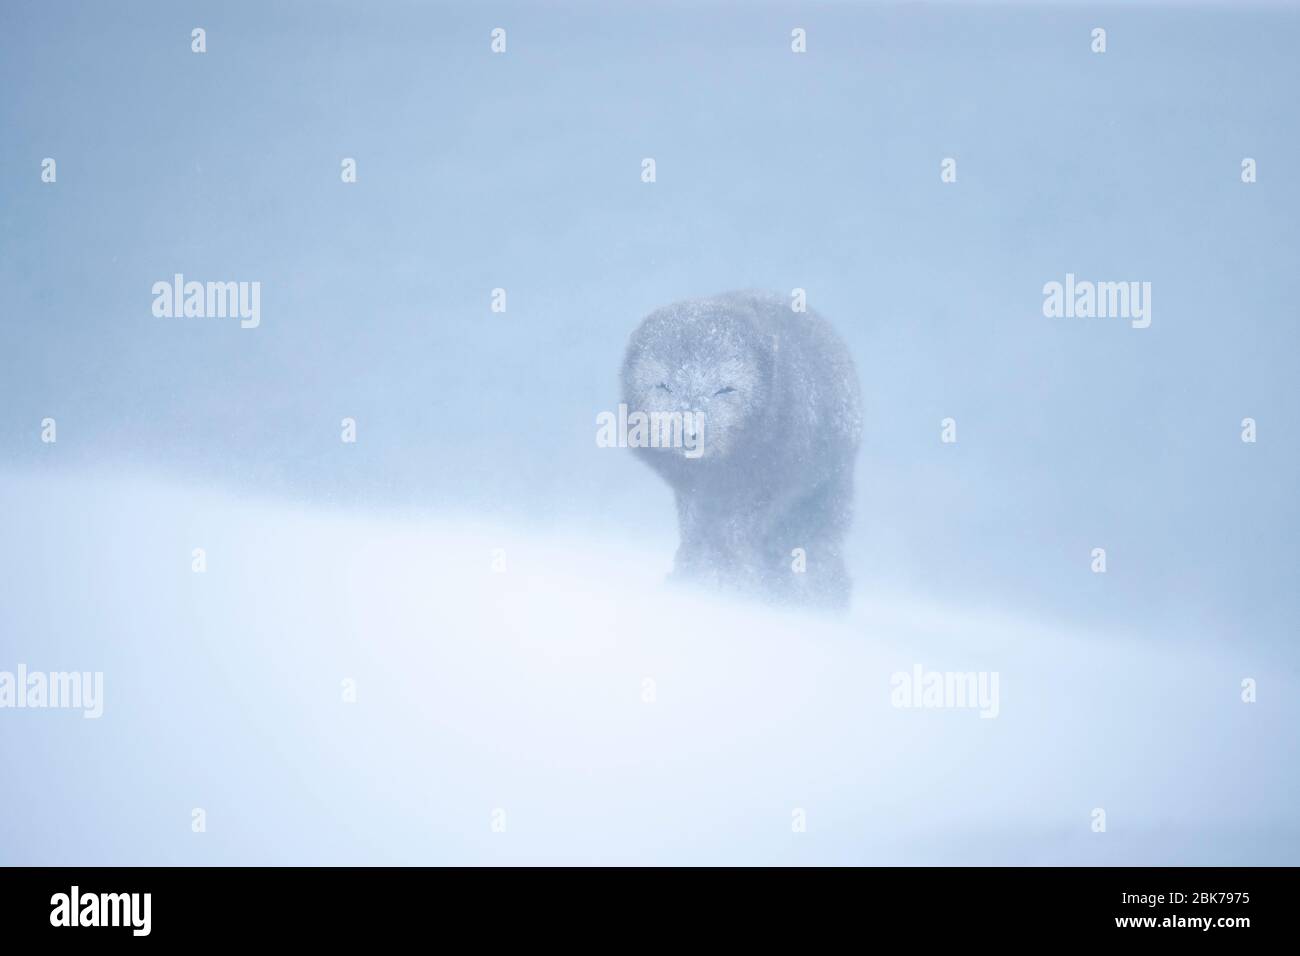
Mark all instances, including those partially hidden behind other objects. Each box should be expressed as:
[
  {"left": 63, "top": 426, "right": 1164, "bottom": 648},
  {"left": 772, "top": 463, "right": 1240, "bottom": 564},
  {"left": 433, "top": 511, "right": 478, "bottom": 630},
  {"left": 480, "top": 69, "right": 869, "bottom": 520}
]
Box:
[{"left": 713, "top": 386, "right": 736, "bottom": 396}]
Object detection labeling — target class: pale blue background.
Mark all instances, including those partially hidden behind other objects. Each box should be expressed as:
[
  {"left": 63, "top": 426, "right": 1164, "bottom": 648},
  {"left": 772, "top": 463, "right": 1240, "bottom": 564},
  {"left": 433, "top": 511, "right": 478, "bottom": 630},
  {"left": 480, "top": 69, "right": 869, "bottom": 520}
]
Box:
[{"left": 1, "top": 1, "right": 1297, "bottom": 864}]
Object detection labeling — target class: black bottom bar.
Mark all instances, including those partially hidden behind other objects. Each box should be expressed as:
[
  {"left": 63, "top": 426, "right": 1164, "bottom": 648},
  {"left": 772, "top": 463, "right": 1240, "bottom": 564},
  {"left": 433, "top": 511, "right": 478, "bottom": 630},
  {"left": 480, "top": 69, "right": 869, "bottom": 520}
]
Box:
[{"left": 0, "top": 866, "right": 1286, "bottom": 942}]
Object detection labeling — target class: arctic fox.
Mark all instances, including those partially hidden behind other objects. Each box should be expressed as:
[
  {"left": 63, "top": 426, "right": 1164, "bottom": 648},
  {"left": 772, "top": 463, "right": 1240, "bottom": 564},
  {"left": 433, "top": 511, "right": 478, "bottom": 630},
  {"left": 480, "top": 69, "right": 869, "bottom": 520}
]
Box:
[{"left": 621, "top": 291, "right": 863, "bottom": 609}]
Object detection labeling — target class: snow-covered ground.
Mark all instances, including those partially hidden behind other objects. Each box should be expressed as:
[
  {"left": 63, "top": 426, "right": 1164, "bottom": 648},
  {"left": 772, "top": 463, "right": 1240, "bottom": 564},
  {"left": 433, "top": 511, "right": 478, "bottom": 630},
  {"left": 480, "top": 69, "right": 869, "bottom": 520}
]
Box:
[{"left": 2, "top": 469, "right": 1294, "bottom": 865}]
